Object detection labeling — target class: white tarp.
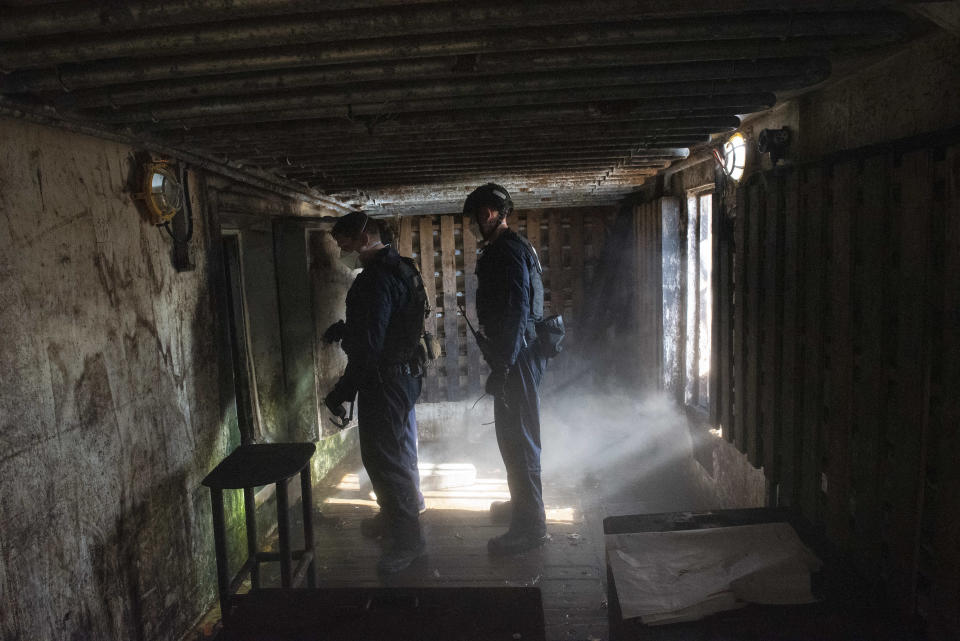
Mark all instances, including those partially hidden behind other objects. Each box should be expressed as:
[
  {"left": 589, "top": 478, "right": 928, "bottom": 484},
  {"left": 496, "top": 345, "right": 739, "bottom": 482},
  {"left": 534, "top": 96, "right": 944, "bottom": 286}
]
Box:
[{"left": 605, "top": 521, "right": 822, "bottom": 625}]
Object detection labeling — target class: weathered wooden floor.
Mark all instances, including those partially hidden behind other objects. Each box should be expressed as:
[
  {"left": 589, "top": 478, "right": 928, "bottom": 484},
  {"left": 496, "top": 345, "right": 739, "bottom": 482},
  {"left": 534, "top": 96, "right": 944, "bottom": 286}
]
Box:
[{"left": 232, "top": 425, "right": 713, "bottom": 641}]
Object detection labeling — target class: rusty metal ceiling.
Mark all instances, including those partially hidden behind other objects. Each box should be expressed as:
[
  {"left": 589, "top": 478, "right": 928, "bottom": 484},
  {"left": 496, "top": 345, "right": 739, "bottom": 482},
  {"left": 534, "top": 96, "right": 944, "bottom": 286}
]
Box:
[{"left": 0, "top": 1, "right": 921, "bottom": 216}]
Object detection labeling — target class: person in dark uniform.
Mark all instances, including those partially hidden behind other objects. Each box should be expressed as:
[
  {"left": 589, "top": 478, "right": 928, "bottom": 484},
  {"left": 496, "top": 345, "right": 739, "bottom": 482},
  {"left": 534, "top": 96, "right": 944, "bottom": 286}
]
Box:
[
  {"left": 323, "top": 212, "right": 426, "bottom": 574},
  {"left": 464, "top": 184, "right": 549, "bottom": 555}
]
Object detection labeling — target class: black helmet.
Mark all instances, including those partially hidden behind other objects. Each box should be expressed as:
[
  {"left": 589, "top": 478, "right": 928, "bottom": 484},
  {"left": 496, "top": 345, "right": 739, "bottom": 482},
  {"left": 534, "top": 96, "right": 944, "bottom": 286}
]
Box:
[
  {"left": 463, "top": 183, "right": 513, "bottom": 218},
  {"left": 331, "top": 211, "right": 370, "bottom": 238}
]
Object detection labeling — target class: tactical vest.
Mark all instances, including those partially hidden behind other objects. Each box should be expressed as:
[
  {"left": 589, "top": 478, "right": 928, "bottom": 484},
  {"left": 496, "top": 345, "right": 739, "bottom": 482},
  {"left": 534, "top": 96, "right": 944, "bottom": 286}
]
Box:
[
  {"left": 515, "top": 235, "right": 545, "bottom": 323},
  {"left": 381, "top": 255, "right": 430, "bottom": 365}
]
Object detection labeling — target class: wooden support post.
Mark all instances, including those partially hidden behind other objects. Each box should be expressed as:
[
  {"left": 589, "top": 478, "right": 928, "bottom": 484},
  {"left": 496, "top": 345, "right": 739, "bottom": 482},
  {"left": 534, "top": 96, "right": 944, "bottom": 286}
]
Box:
[
  {"left": 398, "top": 216, "right": 413, "bottom": 258},
  {"left": 210, "top": 488, "right": 231, "bottom": 617},
  {"left": 276, "top": 477, "right": 292, "bottom": 587},
  {"left": 300, "top": 466, "right": 316, "bottom": 588},
  {"left": 243, "top": 486, "right": 259, "bottom": 588}
]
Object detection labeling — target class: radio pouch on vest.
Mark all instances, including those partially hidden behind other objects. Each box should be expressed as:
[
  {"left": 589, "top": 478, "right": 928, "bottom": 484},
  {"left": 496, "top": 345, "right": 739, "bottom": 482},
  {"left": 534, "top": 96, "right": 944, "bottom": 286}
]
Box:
[
  {"left": 394, "top": 256, "right": 441, "bottom": 370},
  {"left": 516, "top": 235, "right": 565, "bottom": 360}
]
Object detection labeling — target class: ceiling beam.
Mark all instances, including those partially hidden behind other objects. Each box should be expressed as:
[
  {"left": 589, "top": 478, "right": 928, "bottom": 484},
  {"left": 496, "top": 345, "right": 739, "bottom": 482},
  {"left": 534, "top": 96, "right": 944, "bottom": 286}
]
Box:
[
  {"left": 85, "top": 62, "right": 824, "bottom": 124},
  {"left": 1, "top": 20, "right": 904, "bottom": 94},
  {"left": 64, "top": 52, "right": 824, "bottom": 108},
  {"left": 0, "top": 1, "right": 909, "bottom": 43}
]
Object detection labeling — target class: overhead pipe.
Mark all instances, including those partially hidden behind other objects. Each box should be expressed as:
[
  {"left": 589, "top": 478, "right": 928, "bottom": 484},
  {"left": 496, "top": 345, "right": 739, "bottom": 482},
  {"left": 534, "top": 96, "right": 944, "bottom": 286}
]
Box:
[
  {"left": 285, "top": 162, "right": 672, "bottom": 179},
  {"left": 235, "top": 146, "right": 690, "bottom": 166},
  {"left": 207, "top": 135, "right": 714, "bottom": 161},
  {"left": 232, "top": 146, "right": 691, "bottom": 166},
  {"left": 283, "top": 159, "right": 674, "bottom": 178},
  {"left": 308, "top": 172, "right": 662, "bottom": 189},
  {"left": 310, "top": 172, "right": 662, "bottom": 190},
  {"left": 156, "top": 93, "right": 773, "bottom": 139},
  {"left": 0, "top": 8, "right": 901, "bottom": 71},
  {"left": 0, "top": 0, "right": 909, "bottom": 41},
  {"left": 185, "top": 115, "right": 744, "bottom": 148},
  {"left": 200, "top": 126, "right": 727, "bottom": 156}
]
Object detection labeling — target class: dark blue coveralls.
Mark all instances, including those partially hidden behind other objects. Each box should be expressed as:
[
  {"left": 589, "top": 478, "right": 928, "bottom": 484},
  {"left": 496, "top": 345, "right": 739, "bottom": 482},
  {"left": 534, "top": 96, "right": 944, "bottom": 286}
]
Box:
[
  {"left": 476, "top": 230, "right": 547, "bottom": 537},
  {"left": 328, "top": 246, "right": 424, "bottom": 549}
]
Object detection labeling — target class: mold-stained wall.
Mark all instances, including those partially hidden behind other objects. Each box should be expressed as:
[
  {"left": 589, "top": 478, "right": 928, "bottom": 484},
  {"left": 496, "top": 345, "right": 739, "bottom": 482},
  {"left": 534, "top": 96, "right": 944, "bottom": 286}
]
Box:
[{"left": 0, "top": 118, "right": 228, "bottom": 641}]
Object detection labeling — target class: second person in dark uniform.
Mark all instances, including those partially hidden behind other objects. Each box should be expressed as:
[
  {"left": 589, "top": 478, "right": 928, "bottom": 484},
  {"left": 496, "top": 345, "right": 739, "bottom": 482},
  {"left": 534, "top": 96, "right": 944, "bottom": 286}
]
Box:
[
  {"left": 323, "top": 212, "right": 427, "bottom": 574},
  {"left": 464, "top": 184, "right": 550, "bottom": 555}
]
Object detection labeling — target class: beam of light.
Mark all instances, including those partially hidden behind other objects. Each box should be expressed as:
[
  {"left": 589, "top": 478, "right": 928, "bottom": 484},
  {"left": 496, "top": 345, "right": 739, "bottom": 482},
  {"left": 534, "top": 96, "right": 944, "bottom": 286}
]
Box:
[
  {"left": 324, "top": 461, "right": 577, "bottom": 519},
  {"left": 334, "top": 473, "right": 360, "bottom": 490},
  {"left": 323, "top": 497, "right": 379, "bottom": 508}
]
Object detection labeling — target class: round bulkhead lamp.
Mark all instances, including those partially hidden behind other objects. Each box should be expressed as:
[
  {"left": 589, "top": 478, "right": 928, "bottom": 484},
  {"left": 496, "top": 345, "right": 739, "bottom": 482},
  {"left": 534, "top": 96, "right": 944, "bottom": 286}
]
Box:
[
  {"left": 721, "top": 133, "right": 747, "bottom": 182},
  {"left": 135, "top": 161, "right": 183, "bottom": 224}
]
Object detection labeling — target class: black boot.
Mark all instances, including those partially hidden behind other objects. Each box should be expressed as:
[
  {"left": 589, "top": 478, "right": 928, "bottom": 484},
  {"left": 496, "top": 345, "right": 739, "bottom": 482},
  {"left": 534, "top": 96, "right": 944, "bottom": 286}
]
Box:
[
  {"left": 487, "top": 529, "right": 548, "bottom": 555},
  {"left": 377, "top": 541, "right": 427, "bottom": 574},
  {"left": 489, "top": 500, "right": 512, "bottom": 522},
  {"left": 360, "top": 513, "right": 387, "bottom": 539}
]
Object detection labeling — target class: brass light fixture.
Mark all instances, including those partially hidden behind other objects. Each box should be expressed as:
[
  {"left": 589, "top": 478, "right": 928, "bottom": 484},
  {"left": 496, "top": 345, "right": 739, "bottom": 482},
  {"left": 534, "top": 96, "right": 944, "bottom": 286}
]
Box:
[{"left": 135, "top": 160, "right": 183, "bottom": 224}]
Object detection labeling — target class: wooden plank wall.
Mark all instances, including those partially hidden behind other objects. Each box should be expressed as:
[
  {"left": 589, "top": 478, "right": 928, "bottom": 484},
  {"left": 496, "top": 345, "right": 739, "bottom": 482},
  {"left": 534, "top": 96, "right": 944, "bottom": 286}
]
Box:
[
  {"left": 720, "top": 143, "right": 960, "bottom": 626},
  {"left": 398, "top": 207, "right": 616, "bottom": 403},
  {"left": 635, "top": 200, "right": 665, "bottom": 392}
]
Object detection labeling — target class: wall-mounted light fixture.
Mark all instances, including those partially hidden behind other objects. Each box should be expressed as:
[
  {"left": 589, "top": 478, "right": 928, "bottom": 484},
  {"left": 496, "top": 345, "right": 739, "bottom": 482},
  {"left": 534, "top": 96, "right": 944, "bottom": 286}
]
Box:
[
  {"left": 718, "top": 132, "right": 747, "bottom": 182},
  {"left": 134, "top": 160, "right": 183, "bottom": 225}
]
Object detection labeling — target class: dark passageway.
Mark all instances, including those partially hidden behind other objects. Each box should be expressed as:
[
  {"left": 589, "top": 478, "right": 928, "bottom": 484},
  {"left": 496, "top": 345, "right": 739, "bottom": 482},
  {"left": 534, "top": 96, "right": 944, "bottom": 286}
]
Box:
[{"left": 1, "top": 2, "right": 959, "bottom": 641}]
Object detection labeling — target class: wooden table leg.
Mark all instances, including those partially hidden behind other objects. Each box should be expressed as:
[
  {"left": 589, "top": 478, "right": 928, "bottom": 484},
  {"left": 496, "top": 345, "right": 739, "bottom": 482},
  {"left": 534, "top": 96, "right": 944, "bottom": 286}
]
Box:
[
  {"left": 300, "top": 467, "right": 317, "bottom": 588},
  {"left": 243, "top": 486, "right": 259, "bottom": 589},
  {"left": 276, "top": 477, "right": 292, "bottom": 587},
  {"left": 210, "top": 488, "right": 231, "bottom": 618}
]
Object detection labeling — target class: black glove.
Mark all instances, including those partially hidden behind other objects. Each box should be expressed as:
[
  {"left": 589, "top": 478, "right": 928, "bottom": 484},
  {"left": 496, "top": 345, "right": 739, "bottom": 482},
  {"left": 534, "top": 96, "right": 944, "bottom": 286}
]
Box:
[
  {"left": 324, "top": 393, "right": 347, "bottom": 420},
  {"left": 323, "top": 320, "right": 346, "bottom": 344},
  {"left": 484, "top": 366, "right": 509, "bottom": 400}
]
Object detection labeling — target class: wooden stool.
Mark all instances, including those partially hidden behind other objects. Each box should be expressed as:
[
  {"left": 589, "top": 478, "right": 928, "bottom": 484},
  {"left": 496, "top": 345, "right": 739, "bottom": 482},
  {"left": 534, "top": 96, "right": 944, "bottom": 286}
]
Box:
[{"left": 202, "top": 442, "right": 317, "bottom": 620}]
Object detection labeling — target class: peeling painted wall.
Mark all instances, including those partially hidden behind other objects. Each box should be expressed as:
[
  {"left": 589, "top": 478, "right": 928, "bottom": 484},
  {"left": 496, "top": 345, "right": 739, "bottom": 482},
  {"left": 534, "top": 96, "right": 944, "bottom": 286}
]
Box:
[{"left": 0, "top": 118, "right": 229, "bottom": 641}]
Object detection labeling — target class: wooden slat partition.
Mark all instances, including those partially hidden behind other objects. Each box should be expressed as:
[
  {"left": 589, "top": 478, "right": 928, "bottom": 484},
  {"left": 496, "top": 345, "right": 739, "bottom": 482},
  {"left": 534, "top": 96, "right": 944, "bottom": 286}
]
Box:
[
  {"left": 718, "top": 139, "right": 960, "bottom": 629},
  {"left": 826, "top": 160, "right": 856, "bottom": 548},
  {"left": 397, "top": 207, "right": 615, "bottom": 403},
  {"left": 887, "top": 149, "right": 933, "bottom": 616},
  {"left": 849, "top": 154, "right": 888, "bottom": 582},
  {"left": 439, "top": 216, "right": 459, "bottom": 400},
  {"left": 634, "top": 200, "right": 666, "bottom": 392},
  {"left": 928, "top": 144, "right": 960, "bottom": 640},
  {"left": 417, "top": 216, "right": 438, "bottom": 401},
  {"left": 799, "top": 166, "right": 826, "bottom": 525},
  {"left": 717, "top": 199, "right": 735, "bottom": 445},
  {"left": 760, "top": 174, "right": 782, "bottom": 484},
  {"left": 461, "top": 218, "right": 483, "bottom": 393},
  {"left": 779, "top": 170, "right": 801, "bottom": 507},
  {"left": 744, "top": 183, "right": 762, "bottom": 466},
  {"left": 732, "top": 185, "right": 748, "bottom": 452}
]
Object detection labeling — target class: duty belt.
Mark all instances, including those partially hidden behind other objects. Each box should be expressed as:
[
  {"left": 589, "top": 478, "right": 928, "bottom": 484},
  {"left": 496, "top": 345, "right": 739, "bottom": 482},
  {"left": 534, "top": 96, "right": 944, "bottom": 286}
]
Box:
[{"left": 379, "top": 362, "right": 421, "bottom": 377}]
